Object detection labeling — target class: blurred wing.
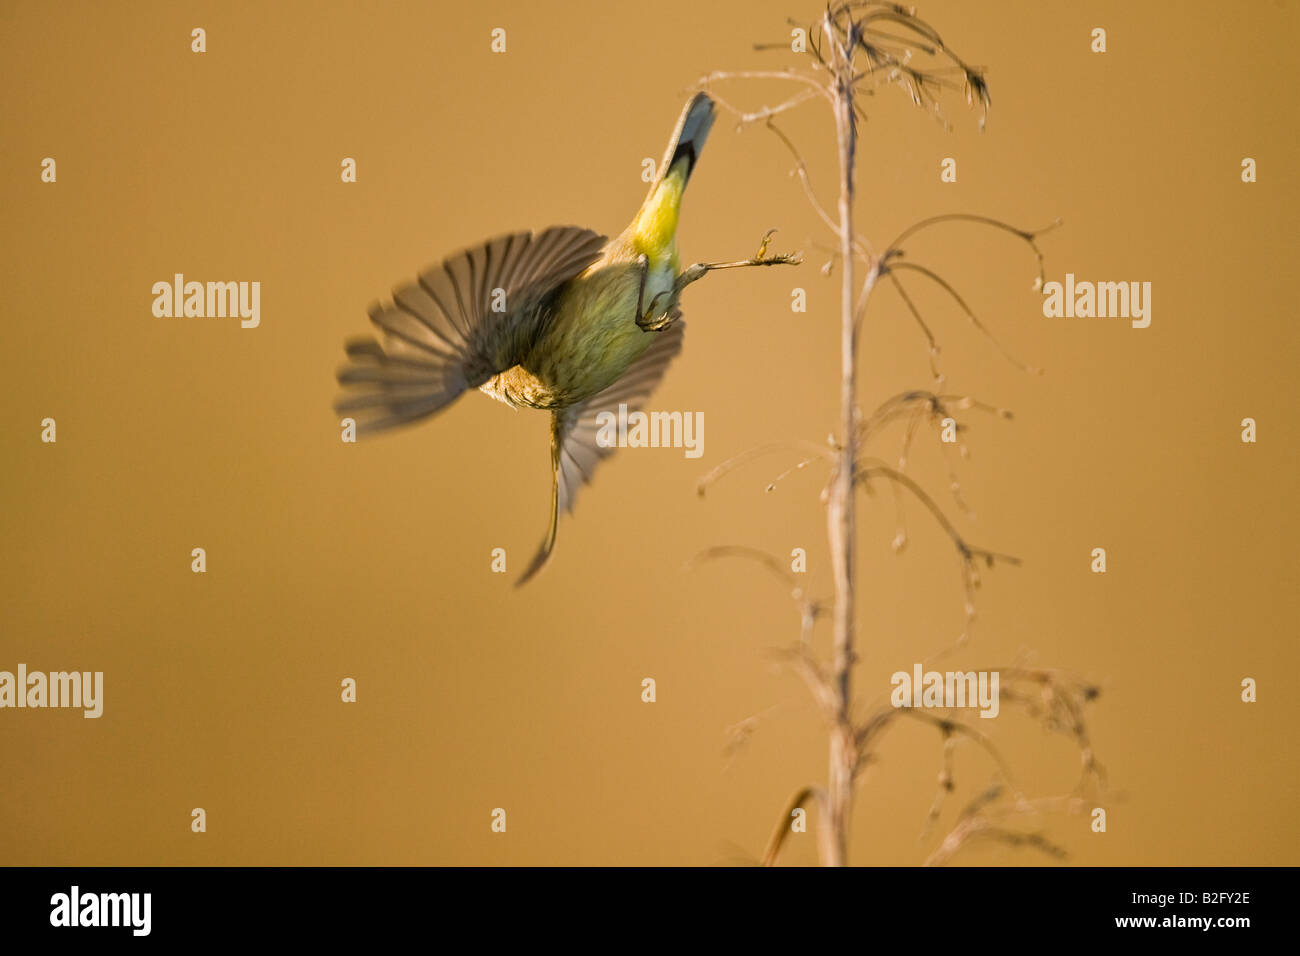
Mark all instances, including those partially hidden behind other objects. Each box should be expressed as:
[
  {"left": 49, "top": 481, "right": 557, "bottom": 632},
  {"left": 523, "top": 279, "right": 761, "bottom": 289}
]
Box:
[
  {"left": 335, "top": 226, "right": 606, "bottom": 435},
  {"left": 516, "top": 319, "right": 687, "bottom": 586}
]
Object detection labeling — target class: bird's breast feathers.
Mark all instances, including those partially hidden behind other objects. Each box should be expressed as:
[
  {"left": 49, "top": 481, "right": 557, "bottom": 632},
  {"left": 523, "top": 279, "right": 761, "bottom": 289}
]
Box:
[{"left": 481, "top": 251, "right": 676, "bottom": 410}]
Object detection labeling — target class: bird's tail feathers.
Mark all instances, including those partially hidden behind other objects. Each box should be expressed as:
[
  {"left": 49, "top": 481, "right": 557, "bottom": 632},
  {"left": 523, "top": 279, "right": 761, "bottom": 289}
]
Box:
[
  {"left": 633, "top": 94, "right": 716, "bottom": 256},
  {"left": 658, "top": 92, "right": 715, "bottom": 187},
  {"left": 515, "top": 415, "right": 564, "bottom": 587}
]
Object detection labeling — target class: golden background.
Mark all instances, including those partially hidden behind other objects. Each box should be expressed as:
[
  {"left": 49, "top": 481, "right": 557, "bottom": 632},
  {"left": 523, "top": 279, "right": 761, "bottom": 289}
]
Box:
[{"left": 2, "top": 0, "right": 1296, "bottom": 865}]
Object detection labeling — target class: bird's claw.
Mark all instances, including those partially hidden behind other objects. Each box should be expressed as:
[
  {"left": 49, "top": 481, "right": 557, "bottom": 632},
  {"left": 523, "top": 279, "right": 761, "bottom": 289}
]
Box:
[
  {"left": 754, "top": 228, "right": 802, "bottom": 267},
  {"left": 638, "top": 298, "right": 680, "bottom": 332}
]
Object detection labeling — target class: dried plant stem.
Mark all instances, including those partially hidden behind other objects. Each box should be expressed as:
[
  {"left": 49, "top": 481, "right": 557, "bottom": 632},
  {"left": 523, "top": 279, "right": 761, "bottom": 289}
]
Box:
[
  {"left": 825, "top": 25, "right": 867, "bottom": 869},
  {"left": 693, "top": 3, "right": 1100, "bottom": 868}
]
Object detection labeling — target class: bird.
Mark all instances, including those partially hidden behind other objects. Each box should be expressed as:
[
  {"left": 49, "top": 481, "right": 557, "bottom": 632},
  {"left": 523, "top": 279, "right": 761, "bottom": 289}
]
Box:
[{"left": 334, "top": 93, "right": 799, "bottom": 585}]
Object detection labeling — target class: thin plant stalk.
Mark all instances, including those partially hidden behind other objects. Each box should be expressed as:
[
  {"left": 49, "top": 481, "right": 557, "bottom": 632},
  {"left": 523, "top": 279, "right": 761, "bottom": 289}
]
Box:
[{"left": 826, "top": 34, "right": 863, "bottom": 866}]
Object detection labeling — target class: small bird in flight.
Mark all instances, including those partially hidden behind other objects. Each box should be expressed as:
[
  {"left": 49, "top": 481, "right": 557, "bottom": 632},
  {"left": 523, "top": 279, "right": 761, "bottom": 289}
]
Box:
[{"left": 335, "top": 93, "right": 799, "bottom": 584}]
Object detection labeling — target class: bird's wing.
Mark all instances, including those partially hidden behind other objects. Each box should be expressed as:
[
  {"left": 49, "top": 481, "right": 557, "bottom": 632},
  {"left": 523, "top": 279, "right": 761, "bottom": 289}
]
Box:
[
  {"left": 517, "top": 319, "right": 687, "bottom": 586},
  {"left": 335, "top": 226, "right": 607, "bottom": 435}
]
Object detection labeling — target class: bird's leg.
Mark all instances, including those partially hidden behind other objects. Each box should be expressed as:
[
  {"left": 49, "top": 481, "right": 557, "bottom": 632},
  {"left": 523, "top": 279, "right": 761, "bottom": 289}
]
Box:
[
  {"left": 638, "top": 231, "right": 801, "bottom": 333},
  {"left": 634, "top": 252, "right": 681, "bottom": 333},
  {"left": 632, "top": 253, "right": 669, "bottom": 333},
  {"left": 635, "top": 253, "right": 649, "bottom": 316},
  {"left": 672, "top": 228, "right": 803, "bottom": 300}
]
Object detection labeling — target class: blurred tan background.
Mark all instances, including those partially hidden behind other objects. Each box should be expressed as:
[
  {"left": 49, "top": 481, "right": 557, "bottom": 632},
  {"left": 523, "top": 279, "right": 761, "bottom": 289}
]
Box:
[{"left": 2, "top": 0, "right": 1296, "bottom": 865}]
